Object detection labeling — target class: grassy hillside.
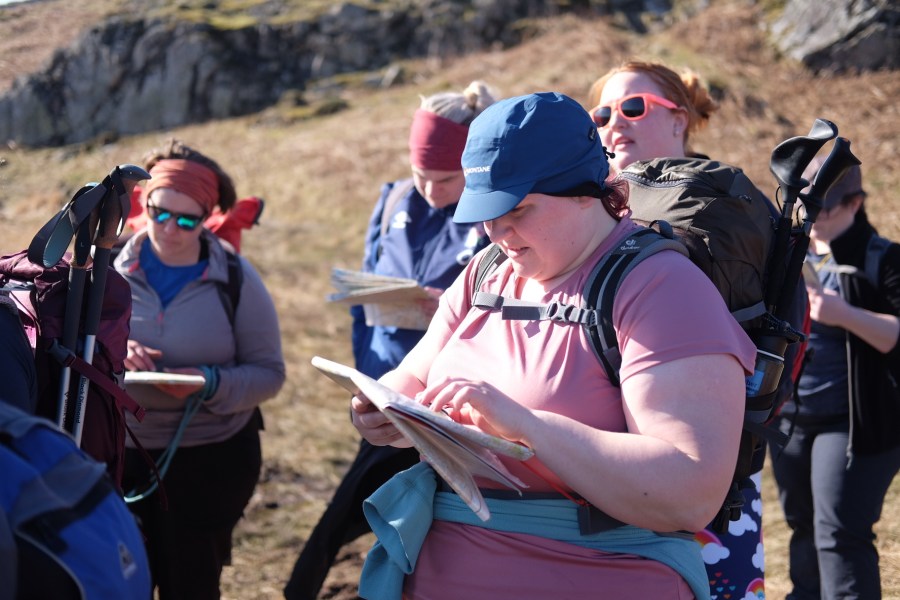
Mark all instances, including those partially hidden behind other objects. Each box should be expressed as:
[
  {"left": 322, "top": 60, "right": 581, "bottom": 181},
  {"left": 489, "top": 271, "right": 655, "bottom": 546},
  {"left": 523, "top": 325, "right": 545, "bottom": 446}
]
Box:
[{"left": 0, "top": 2, "right": 898, "bottom": 598}]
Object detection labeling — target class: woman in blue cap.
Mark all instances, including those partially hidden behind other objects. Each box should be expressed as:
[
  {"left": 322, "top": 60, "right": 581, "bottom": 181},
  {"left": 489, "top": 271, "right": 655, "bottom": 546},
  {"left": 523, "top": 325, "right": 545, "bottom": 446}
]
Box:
[{"left": 350, "top": 92, "right": 756, "bottom": 599}]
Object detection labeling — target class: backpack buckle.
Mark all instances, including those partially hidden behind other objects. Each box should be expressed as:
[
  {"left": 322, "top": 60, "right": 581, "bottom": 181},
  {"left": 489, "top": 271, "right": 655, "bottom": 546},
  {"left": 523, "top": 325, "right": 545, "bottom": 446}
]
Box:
[{"left": 545, "top": 301, "right": 591, "bottom": 325}]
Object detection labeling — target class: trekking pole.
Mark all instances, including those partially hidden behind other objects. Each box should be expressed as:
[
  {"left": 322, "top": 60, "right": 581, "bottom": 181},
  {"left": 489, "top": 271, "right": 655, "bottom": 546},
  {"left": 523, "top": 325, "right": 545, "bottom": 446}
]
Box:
[
  {"left": 57, "top": 213, "right": 98, "bottom": 429},
  {"left": 743, "top": 119, "right": 840, "bottom": 439},
  {"left": 71, "top": 165, "right": 150, "bottom": 445},
  {"left": 764, "top": 118, "right": 839, "bottom": 316},
  {"left": 772, "top": 137, "right": 861, "bottom": 318},
  {"left": 25, "top": 181, "right": 108, "bottom": 429}
]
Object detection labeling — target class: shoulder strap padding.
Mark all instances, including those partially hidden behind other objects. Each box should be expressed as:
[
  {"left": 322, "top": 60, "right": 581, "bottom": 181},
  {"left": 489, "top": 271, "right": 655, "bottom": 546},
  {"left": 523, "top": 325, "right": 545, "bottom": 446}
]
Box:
[
  {"left": 379, "top": 179, "right": 416, "bottom": 241},
  {"left": 217, "top": 250, "right": 243, "bottom": 327},
  {"left": 864, "top": 235, "right": 890, "bottom": 289},
  {"left": 470, "top": 244, "right": 508, "bottom": 309},
  {"left": 585, "top": 227, "right": 688, "bottom": 386}
]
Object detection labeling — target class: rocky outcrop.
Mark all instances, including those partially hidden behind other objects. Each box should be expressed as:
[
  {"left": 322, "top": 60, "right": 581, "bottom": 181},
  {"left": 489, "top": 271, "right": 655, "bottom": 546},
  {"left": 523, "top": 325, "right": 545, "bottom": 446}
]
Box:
[
  {"left": 0, "top": 0, "right": 893, "bottom": 148},
  {"left": 0, "top": 0, "right": 561, "bottom": 147},
  {"left": 0, "top": 0, "right": 696, "bottom": 148},
  {"left": 770, "top": 0, "right": 898, "bottom": 73}
]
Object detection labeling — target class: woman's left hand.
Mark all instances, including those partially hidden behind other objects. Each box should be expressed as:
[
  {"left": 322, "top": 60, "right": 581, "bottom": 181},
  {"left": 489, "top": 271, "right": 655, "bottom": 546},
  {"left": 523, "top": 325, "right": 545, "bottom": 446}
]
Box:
[
  {"left": 419, "top": 378, "right": 537, "bottom": 445},
  {"left": 154, "top": 367, "right": 206, "bottom": 399},
  {"left": 806, "top": 283, "right": 849, "bottom": 326}
]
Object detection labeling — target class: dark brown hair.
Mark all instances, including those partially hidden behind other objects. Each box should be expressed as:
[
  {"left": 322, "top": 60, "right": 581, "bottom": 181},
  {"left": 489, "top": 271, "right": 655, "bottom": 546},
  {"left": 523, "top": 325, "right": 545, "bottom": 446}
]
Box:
[
  {"left": 550, "top": 178, "right": 629, "bottom": 220},
  {"left": 142, "top": 138, "right": 237, "bottom": 212}
]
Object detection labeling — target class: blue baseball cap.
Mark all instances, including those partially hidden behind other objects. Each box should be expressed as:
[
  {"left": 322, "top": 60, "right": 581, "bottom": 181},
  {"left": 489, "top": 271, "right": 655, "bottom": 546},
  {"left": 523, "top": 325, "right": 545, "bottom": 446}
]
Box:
[{"left": 453, "top": 92, "right": 610, "bottom": 224}]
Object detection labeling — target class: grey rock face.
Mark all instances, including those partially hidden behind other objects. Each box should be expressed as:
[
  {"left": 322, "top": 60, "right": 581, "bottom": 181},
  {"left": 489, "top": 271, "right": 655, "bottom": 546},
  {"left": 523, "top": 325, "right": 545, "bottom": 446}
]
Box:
[{"left": 770, "top": 0, "right": 898, "bottom": 73}]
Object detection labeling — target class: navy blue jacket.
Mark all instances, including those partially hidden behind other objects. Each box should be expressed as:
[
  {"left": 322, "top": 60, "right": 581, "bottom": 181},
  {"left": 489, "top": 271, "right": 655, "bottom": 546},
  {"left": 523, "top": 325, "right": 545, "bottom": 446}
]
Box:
[{"left": 351, "top": 178, "right": 488, "bottom": 378}]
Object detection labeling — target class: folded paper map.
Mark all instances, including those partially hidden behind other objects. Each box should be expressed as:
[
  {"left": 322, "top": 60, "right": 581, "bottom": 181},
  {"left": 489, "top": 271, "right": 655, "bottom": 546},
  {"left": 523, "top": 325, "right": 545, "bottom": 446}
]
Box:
[
  {"left": 801, "top": 259, "right": 822, "bottom": 290},
  {"left": 327, "top": 268, "right": 432, "bottom": 330},
  {"left": 311, "top": 356, "right": 534, "bottom": 521}
]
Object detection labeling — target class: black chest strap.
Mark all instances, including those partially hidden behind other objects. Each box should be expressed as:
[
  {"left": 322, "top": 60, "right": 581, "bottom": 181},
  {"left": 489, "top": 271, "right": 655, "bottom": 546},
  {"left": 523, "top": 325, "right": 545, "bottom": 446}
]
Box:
[{"left": 470, "top": 227, "right": 688, "bottom": 386}]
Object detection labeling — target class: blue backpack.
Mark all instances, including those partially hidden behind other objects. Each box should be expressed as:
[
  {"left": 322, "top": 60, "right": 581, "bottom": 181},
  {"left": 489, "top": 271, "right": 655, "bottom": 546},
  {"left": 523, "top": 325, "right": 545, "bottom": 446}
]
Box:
[{"left": 0, "top": 401, "right": 151, "bottom": 600}]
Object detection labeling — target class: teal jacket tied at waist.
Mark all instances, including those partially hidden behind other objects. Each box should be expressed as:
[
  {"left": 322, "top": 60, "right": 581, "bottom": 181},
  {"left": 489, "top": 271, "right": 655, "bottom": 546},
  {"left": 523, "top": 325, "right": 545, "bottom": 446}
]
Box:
[{"left": 359, "top": 461, "right": 710, "bottom": 600}]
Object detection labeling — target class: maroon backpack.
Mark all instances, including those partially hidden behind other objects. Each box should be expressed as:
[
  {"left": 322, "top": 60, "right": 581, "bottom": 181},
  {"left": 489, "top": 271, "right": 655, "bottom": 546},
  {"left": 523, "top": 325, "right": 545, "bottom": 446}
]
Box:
[
  {"left": 0, "top": 164, "right": 152, "bottom": 488},
  {"left": 0, "top": 250, "right": 144, "bottom": 486}
]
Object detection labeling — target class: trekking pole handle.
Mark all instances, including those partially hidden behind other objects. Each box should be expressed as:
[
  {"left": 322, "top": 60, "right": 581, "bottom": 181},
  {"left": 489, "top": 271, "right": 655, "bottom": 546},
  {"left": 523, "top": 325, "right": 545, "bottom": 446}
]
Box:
[
  {"left": 801, "top": 137, "right": 861, "bottom": 225},
  {"left": 773, "top": 138, "right": 861, "bottom": 318},
  {"left": 764, "top": 118, "right": 839, "bottom": 314}
]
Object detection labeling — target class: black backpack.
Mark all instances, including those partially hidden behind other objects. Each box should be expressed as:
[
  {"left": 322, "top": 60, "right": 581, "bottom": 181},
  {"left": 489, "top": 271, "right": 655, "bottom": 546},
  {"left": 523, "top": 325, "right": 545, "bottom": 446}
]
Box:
[{"left": 471, "top": 157, "right": 800, "bottom": 532}]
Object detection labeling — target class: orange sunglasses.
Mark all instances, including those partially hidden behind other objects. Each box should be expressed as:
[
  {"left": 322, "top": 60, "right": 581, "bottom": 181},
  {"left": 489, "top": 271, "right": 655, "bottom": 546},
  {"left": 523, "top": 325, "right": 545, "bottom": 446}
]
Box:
[{"left": 590, "top": 93, "right": 679, "bottom": 127}]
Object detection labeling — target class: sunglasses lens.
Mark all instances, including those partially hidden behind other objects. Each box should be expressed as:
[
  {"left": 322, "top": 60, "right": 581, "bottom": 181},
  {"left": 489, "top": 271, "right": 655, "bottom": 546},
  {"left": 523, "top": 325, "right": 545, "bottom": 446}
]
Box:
[
  {"left": 620, "top": 97, "right": 647, "bottom": 119},
  {"left": 593, "top": 107, "right": 612, "bottom": 127},
  {"left": 176, "top": 215, "right": 202, "bottom": 230},
  {"left": 148, "top": 206, "right": 202, "bottom": 230},
  {"left": 150, "top": 208, "right": 172, "bottom": 225}
]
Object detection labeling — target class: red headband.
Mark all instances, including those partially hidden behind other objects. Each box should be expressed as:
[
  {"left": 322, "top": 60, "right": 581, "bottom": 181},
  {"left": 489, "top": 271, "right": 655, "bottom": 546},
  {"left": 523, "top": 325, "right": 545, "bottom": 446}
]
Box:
[
  {"left": 143, "top": 158, "right": 220, "bottom": 213},
  {"left": 408, "top": 109, "right": 469, "bottom": 171}
]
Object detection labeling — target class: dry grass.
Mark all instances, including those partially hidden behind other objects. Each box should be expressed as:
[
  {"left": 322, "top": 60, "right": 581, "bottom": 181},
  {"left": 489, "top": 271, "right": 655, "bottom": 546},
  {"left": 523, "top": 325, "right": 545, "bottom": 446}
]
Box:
[{"left": 1, "top": 2, "right": 899, "bottom": 599}]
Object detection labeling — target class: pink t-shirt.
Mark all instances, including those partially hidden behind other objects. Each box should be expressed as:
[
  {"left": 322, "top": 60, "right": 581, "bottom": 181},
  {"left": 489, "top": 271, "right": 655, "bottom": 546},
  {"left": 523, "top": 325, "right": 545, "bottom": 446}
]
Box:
[{"left": 398, "top": 216, "right": 756, "bottom": 597}]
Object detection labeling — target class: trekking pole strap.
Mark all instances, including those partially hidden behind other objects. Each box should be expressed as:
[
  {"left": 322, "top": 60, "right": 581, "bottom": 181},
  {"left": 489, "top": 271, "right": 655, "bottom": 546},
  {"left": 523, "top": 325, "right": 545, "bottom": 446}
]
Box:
[
  {"left": 46, "top": 340, "right": 146, "bottom": 421},
  {"left": 731, "top": 301, "right": 767, "bottom": 324},
  {"left": 743, "top": 418, "right": 790, "bottom": 448},
  {"left": 27, "top": 184, "right": 108, "bottom": 268}
]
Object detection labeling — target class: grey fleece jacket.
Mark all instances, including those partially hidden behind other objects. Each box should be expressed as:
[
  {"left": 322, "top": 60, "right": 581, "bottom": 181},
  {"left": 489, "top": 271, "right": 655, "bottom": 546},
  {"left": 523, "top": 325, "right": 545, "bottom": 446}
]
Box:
[{"left": 115, "top": 229, "right": 285, "bottom": 449}]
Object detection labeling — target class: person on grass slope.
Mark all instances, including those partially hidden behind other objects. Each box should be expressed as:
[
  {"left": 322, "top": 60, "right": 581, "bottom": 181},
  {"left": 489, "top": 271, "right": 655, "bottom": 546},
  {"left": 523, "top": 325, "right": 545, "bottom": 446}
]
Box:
[
  {"left": 771, "top": 158, "right": 900, "bottom": 600},
  {"left": 117, "top": 138, "right": 285, "bottom": 600},
  {"left": 588, "top": 59, "right": 808, "bottom": 599},
  {"left": 284, "top": 81, "right": 494, "bottom": 600}
]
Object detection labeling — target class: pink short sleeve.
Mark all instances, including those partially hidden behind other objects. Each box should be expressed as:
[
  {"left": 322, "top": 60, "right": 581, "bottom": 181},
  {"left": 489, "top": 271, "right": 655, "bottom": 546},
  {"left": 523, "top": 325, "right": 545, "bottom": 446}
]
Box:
[{"left": 614, "top": 250, "right": 757, "bottom": 382}]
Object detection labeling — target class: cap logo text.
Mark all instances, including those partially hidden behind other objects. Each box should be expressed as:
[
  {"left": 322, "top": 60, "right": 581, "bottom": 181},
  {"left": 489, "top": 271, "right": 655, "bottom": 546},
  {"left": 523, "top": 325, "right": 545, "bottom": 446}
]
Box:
[{"left": 464, "top": 166, "right": 492, "bottom": 175}]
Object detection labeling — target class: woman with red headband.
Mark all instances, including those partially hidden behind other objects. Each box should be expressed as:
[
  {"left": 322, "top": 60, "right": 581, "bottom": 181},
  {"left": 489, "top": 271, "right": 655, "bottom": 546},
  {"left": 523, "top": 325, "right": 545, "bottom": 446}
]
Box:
[
  {"left": 115, "top": 139, "right": 286, "bottom": 600},
  {"left": 284, "top": 81, "right": 497, "bottom": 600}
]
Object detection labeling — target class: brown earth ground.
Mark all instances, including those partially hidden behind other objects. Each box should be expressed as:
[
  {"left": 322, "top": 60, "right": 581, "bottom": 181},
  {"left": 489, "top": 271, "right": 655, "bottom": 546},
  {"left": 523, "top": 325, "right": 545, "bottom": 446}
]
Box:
[{"left": 0, "top": 1, "right": 899, "bottom": 599}]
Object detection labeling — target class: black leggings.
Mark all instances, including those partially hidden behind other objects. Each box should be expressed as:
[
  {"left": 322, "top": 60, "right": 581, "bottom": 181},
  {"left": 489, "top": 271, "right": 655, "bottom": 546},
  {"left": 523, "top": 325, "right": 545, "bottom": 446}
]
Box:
[{"left": 123, "top": 410, "right": 262, "bottom": 600}]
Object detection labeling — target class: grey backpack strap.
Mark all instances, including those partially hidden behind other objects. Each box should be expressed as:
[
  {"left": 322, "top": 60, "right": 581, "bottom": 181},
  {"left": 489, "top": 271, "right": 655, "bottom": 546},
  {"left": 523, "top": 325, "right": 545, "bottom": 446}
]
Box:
[
  {"left": 584, "top": 227, "right": 688, "bottom": 386},
  {"left": 216, "top": 249, "right": 243, "bottom": 327},
  {"left": 475, "top": 297, "right": 599, "bottom": 326},
  {"left": 731, "top": 301, "right": 768, "bottom": 324},
  {"left": 471, "top": 244, "right": 508, "bottom": 309},
  {"left": 374, "top": 179, "right": 416, "bottom": 262},
  {"left": 379, "top": 179, "right": 416, "bottom": 240}
]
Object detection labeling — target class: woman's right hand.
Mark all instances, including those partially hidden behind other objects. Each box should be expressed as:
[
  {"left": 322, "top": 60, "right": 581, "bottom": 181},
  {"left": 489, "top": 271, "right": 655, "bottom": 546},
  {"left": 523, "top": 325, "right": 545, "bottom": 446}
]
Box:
[
  {"left": 124, "top": 340, "right": 163, "bottom": 372},
  {"left": 350, "top": 392, "right": 409, "bottom": 447}
]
